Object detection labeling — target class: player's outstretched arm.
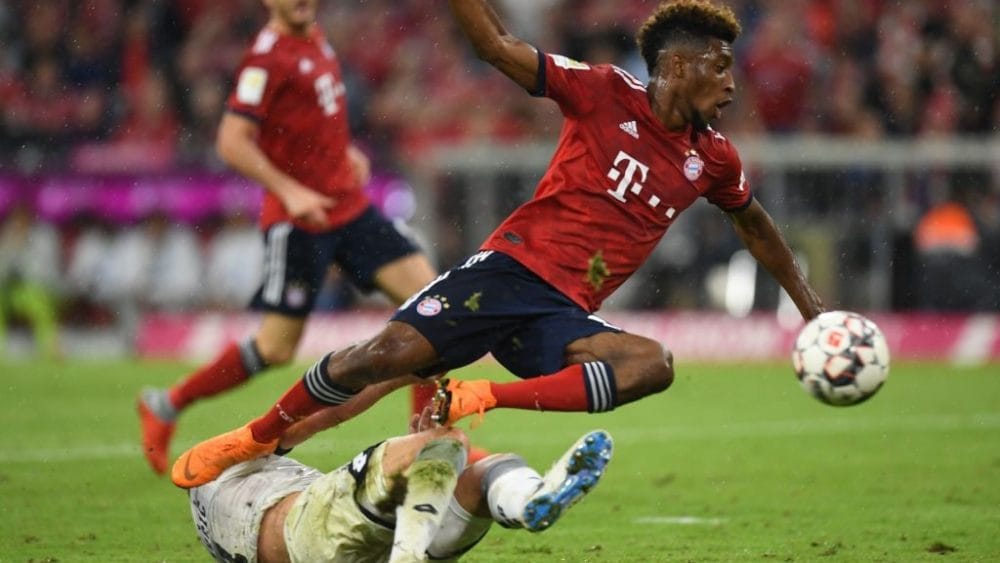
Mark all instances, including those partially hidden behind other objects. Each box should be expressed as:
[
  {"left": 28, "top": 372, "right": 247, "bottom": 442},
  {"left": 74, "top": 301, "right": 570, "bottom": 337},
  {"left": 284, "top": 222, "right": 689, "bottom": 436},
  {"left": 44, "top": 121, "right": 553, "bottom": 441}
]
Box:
[
  {"left": 448, "top": 0, "right": 539, "bottom": 91},
  {"left": 727, "top": 199, "right": 824, "bottom": 320}
]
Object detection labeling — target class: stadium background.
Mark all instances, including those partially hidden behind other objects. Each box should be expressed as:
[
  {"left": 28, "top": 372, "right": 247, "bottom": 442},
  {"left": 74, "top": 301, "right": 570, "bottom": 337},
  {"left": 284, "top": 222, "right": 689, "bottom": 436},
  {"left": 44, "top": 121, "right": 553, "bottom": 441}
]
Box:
[{"left": 0, "top": 0, "right": 997, "bottom": 359}]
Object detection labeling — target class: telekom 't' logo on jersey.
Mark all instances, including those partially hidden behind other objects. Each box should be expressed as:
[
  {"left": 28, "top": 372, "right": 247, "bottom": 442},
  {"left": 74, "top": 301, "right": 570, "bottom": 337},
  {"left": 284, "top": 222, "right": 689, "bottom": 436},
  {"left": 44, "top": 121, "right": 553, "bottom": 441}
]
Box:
[
  {"left": 605, "top": 150, "right": 677, "bottom": 218},
  {"left": 606, "top": 150, "right": 648, "bottom": 203}
]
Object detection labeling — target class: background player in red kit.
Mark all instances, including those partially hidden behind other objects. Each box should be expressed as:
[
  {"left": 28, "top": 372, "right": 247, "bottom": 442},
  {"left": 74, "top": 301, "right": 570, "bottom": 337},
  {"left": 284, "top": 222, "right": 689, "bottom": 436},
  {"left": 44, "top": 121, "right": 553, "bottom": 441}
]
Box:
[
  {"left": 135, "top": 0, "right": 444, "bottom": 476},
  {"left": 171, "top": 0, "right": 826, "bottom": 489}
]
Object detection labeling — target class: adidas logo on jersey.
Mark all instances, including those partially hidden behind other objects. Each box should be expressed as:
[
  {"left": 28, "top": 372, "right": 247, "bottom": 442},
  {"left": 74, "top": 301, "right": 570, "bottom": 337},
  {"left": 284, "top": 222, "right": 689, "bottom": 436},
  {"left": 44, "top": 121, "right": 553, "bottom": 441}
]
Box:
[{"left": 619, "top": 121, "right": 639, "bottom": 139}]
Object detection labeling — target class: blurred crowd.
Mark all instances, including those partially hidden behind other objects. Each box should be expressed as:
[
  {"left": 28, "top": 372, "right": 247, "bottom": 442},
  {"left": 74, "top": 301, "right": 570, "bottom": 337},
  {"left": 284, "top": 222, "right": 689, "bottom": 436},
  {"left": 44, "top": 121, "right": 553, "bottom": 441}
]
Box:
[
  {"left": 1, "top": 0, "right": 997, "bottom": 173},
  {"left": 1, "top": 0, "right": 999, "bottom": 355},
  {"left": 0, "top": 173, "right": 415, "bottom": 333},
  {"left": 0, "top": 175, "right": 265, "bottom": 356}
]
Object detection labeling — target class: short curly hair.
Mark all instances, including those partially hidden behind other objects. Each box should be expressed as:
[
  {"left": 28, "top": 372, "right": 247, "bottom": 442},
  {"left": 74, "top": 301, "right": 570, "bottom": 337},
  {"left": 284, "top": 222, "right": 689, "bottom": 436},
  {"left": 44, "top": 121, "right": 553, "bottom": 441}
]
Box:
[{"left": 636, "top": 0, "right": 742, "bottom": 74}]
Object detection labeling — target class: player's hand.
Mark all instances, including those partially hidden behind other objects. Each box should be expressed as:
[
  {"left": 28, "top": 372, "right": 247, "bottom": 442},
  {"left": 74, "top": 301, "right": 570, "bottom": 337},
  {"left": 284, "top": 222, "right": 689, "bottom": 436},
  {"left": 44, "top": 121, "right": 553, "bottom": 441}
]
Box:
[
  {"left": 280, "top": 181, "right": 336, "bottom": 228},
  {"left": 409, "top": 406, "right": 439, "bottom": 434},
  {"left": 346, "top": 144, "right": 371, "bottom": 188}
]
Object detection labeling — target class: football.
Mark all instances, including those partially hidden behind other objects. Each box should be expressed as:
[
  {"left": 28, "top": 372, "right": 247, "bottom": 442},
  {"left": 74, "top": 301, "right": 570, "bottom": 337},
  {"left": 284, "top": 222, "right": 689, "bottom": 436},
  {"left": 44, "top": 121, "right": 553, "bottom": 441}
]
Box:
[{"left": 792, "top": 311, "right": 890, "bottom": 406}]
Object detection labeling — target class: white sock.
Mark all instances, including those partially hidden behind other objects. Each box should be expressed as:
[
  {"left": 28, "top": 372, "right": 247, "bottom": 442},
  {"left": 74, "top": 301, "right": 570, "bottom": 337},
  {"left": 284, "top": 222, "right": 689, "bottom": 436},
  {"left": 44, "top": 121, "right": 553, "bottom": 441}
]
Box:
[
  {"left": 141, "top": 388, "right": 177, "bottom": 421},
  {"left": 426, "top": 497, "right": 493, "bottom": 559},
  {"left": 485, "top": 466, "right": 544, "bottom": 528},
  {"left": 388, "top": 439, "right": 465, "bottom": 563}
]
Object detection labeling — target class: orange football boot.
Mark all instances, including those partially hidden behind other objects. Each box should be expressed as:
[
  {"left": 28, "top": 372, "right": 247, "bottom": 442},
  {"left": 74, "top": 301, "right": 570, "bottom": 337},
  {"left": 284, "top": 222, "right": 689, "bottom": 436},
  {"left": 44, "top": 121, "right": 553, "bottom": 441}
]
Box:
[
  {"left": 432, "top": 379, "right": 497, "bottom": 427},
  {"left": 136, "top": 391, "right": 176, "bottom": 475},
  {"left": 171, "top": 426, "right": 278, "bottom": 489}
]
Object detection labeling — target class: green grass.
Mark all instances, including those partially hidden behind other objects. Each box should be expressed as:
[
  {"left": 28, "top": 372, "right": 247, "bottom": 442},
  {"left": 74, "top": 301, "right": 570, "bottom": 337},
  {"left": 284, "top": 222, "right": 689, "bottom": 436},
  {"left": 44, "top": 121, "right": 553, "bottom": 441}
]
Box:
[{"left": 1, "top": 359, "right": 998, "bottom": 562}]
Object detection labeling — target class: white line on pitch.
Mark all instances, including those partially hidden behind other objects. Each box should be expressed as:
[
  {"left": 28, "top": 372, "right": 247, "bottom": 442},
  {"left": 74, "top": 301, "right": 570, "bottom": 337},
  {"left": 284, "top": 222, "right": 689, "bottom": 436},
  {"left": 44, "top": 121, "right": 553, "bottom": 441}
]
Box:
[
  {"left": 634, "top": 516, "right": 727, "bottom": 525},
  {"left": 2, "top": 412, "right": 998, "bottom": 464},
  {"left": 0, "top": 443, "right": 140, "bottom": 463},
  {"left": 0, "top": 439, "right": 345, "bottom": 464}
]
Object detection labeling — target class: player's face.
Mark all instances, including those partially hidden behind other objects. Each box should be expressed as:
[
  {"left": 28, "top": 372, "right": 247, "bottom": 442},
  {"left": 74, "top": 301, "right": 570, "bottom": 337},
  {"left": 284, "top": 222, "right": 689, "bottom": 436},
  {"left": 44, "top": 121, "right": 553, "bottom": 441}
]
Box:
[
  {"left": 681, "top": 39, "right": 736, "bottom": 128},
  {"left": 266, "top": 0, "right": 317, "bottom": 31}
]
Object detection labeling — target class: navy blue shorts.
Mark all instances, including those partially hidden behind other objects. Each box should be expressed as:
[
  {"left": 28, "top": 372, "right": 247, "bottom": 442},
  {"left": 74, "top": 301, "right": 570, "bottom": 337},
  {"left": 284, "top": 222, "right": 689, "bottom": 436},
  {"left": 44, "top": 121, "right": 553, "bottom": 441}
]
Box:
[
  {"left": 251, "top": 205, "right": 418, "bottom": 317},
  {"left": 391, "top": 251, "right": 622, "bottom": 378}
]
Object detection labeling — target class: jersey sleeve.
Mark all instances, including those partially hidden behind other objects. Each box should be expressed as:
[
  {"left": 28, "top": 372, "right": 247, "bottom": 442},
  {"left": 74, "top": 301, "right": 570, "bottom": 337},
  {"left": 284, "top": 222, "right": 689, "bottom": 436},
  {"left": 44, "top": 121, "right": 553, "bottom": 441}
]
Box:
[
  {"left": 532, "top": 51, "right": 611, "bottom": 118},
  {"left": 704, "top": 137, "right": 753, "bottom": 212},
  {"left": 225, "top": 53, "right": 287, "bottom": 122}
]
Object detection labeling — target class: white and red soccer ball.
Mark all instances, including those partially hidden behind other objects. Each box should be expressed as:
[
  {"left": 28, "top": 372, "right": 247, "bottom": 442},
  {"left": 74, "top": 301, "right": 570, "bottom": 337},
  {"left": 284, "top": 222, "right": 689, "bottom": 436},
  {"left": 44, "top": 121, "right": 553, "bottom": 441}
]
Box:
[{"left": 792, "top": 311, "right": 890, "bottom": 406}]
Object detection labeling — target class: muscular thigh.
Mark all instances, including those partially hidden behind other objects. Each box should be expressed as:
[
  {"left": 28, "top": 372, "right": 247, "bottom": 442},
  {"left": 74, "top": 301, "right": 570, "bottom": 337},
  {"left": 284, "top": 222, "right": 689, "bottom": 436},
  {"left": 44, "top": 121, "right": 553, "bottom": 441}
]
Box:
[
  {"left": 373, "top": 253, "right": 438, "bottom": 306},
  {"left": 491, "top": 311, "right": 622, "bottom": 378},
  {"left": 563, "top": 330, "right": 648, "bottom": 366},
  {"left": 332, "top": 206, "right": 420, "bottom": 294}
]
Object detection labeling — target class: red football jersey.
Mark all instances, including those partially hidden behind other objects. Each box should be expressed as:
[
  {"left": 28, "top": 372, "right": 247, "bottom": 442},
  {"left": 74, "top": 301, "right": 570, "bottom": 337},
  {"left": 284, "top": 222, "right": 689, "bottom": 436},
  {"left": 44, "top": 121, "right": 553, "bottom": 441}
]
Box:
[
  {"left": 226, "top": 25, "right": 368, "bottom": 231},
  {"left": 482, "top": 53, "right": 752, "bottom": 312}
]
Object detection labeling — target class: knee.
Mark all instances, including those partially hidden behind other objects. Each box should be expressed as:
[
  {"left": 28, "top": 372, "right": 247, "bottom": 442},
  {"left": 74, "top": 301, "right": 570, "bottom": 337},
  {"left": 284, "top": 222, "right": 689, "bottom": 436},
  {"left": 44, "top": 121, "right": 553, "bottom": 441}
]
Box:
[
  {"left": 427, "top": 426, "right": 469, "bottom": 449},
  {"left": 422, "top": 428, "right": 470, "bottom": 464},
  {"left": 443, "top": 428, "right": 470, "bottom": 452},
  {"left": 254, "top": 339, "right": 296, "bottom": 366},
  {"left": 629, "top": 339, "right": 674, "bottom": 396},
  {"left": 639, "top": 340, "right": 673, "bottom": 391},
  {"left": 656, "top": 346, "right": 675, "bottom": 392}
]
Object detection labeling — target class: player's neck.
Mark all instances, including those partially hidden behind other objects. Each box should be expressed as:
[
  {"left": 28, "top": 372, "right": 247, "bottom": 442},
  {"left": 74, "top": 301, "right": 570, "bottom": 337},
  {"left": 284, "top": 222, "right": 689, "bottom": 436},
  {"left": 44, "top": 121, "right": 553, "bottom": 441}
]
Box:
[{"left": 646, "top": 81, "right": 690, "bottom": 132}]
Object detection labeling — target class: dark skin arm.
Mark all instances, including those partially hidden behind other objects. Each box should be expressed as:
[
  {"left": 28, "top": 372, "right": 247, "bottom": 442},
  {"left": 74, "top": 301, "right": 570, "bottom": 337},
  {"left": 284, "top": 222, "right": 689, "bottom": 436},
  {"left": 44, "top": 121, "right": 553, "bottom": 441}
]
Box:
[
  {"left": 448, "top": 0, "right": 538, "bottom": 90},
  {"left": 727, "top": 198, "right": 824, "bottom": 320}
]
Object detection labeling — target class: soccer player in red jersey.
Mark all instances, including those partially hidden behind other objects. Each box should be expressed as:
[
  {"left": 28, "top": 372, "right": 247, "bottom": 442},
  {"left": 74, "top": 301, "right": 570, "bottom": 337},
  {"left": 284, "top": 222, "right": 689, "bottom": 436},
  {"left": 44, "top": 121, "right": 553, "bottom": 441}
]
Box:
[
  {"left": 170, "top": 0, "right": 825, "bottom": 489},
  {"left": 136, "top": 0, "right": 446, "bottom": 476}
]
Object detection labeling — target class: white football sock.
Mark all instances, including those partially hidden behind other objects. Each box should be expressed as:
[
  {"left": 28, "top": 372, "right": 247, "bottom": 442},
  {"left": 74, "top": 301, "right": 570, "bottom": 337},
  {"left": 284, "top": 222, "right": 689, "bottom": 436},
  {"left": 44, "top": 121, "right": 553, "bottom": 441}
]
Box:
[
  {"left": 141, "top": 388, "right": 177, "bottom": 421},
  {"left": 484, "top": 458, "right": 544, "bottom": 528}
]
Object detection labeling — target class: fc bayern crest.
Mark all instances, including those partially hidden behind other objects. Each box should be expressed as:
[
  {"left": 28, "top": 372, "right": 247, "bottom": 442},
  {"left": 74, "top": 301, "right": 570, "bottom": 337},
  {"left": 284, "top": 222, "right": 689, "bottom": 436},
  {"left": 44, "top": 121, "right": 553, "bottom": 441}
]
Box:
[
  {"left": 683, "top": 154, "right": 705, "bottom": 181},
  {"left": 416, "top": 296, "right": 443, "bottom": 316}
]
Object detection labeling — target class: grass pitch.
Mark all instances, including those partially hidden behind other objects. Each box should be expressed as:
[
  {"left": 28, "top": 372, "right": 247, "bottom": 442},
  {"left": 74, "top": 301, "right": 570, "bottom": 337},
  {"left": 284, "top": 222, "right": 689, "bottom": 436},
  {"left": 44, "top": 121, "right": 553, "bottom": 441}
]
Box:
[{"left": 1, "top": 358, "right": 998, "bottom": 562}]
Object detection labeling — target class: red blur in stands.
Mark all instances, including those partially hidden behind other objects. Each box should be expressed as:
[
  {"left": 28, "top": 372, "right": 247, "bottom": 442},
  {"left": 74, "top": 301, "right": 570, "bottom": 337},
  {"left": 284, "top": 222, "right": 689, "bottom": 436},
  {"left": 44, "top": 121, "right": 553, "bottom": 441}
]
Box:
[{"left": 1, "top": 0, "right": 998, "bottom": 171}]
